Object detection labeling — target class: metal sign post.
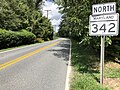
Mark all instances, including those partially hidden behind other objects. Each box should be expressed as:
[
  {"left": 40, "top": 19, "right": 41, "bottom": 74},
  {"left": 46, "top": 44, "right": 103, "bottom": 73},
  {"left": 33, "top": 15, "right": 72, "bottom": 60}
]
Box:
[{"left": 100, "top": 36, "right": 105, "bottom": 84}]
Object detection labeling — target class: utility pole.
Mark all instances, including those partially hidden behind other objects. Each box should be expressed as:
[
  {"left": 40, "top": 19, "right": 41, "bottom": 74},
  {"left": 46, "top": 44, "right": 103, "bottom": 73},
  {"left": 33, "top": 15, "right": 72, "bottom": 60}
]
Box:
[{"left": 45, "top": 10, "right": 51, "bottom": 18}]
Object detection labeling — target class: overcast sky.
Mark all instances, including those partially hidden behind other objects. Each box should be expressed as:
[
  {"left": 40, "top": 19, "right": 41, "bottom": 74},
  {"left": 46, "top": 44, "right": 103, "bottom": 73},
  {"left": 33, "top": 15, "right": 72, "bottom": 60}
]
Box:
[{"left": 42, "top": 0, "right": 62, "bottom": 32}]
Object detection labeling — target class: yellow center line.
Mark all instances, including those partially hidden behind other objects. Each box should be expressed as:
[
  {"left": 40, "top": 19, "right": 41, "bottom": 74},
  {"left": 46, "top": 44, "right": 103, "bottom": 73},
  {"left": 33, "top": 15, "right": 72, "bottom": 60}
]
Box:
[{"left": 0, "top": 41, "right": 60, "bottom": 70}]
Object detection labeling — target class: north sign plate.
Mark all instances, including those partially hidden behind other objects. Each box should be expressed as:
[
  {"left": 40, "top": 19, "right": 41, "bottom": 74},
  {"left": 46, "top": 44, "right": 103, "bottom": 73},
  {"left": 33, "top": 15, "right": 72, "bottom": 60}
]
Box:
[{"left": 92, "top": 2, "right": 116, "bottom": 15}]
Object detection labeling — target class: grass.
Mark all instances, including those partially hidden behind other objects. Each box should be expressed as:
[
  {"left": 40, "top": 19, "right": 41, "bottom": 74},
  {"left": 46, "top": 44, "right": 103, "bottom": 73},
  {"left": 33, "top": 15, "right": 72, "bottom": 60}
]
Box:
[
  {"left": 104, "top": 60, "right": 120, "bottom": 78},
  {"left": 71, "top": 73, "right": 107, "bottom": 90},
  {"left": 70, "top": 40, "right": 109, "bottom": 90},
  {"left": 0, "top": 42, "right": 41, "bottom": 52},
  {"left": 0, "top": 36, "right": 58, "bottom": 52},
  {"left": 53, "top": 35, "right": 59, "bottom": 40},
  {"left": 104, "top": 61, "right": 120, "bottom": 90},
  {"left": 0, "top": 44, "right": 30, "bottom": 52},
  {"left": 104, "top": 67, "right": 120, "bottom": 78}
]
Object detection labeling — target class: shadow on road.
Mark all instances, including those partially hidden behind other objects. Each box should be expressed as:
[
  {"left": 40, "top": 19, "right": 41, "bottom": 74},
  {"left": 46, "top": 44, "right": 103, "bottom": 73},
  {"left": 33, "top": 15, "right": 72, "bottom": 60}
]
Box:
[{"left": 48, "top": 39, "right": 70, "bottom": 62}]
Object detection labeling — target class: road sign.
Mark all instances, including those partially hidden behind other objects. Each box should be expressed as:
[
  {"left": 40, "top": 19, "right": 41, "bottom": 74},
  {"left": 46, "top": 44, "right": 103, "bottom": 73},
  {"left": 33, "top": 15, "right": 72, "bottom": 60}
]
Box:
[
  {"left": 92, "top": 2, "right": 116, "bottom": 15},
  {"left": 89, "top": 13, "right": 119, "bottom": 36},
  {"left": 90, "top": 2, "right": 119, "bottom": 85}
]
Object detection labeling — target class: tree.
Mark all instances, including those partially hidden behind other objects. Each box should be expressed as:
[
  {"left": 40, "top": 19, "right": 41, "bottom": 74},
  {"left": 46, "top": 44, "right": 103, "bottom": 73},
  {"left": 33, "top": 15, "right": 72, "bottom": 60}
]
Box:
[
  {"left": 0, "top": 0, "right": 54, "bottom": 40},
  {"left": 56, "top": 0, "right": 120, "bottom": 58}
]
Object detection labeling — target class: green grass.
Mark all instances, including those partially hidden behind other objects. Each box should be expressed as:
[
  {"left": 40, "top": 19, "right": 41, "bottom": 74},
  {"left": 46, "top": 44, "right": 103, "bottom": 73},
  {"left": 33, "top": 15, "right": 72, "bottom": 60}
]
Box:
[
  {"left": 104, "top": 68, "right": 120, "bottom": 78},
  {"left": 0, "top": 45, "right": 27, "bottom": 52},
  {"left": 53, "top": 35, "right": 59, "bottom": 40},
  {"left": 70, "top": 40, "right": 109, "bottom": 90},
  {"left": 0, "top": 37, "right": 59, "bottom": 52},
  {"left": 71, "top": 73, "right": 108, "bottom": 90},
  {"left": 0, "top": 36, "right": 59, "bottom": 52},
  {"left": 0, "top": 42, "right": 40, "bottom": 52}
]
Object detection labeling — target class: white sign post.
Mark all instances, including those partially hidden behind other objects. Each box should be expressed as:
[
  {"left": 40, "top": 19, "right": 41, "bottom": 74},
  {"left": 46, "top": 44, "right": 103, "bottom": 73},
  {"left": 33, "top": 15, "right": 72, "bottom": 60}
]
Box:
[{"left": 89, "top": 2, "right": 119, "bottom": 84}]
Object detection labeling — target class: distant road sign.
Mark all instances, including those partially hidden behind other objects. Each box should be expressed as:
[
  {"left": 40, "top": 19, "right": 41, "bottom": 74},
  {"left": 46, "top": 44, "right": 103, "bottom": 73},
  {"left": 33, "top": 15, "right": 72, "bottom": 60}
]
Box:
[
  {"left": 92, "top": 2, "right": 116, "bottom": 15},
  {"left": 89, "top": 13, "right": 119, "bottom": 36}
]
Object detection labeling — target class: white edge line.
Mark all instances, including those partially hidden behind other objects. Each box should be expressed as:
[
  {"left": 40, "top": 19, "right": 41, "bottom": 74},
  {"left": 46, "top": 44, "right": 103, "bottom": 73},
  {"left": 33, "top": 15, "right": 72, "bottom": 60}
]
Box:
[
  {"left": 0, "top": 43, "right": 41, "bottom": 54},
  {"left": 65, "top": 39, "right": 72, "bottom": 90}
]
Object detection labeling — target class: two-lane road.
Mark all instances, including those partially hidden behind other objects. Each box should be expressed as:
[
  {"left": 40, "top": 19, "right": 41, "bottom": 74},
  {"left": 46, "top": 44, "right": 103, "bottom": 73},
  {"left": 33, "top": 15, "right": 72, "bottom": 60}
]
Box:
[{"left": 0, "top": 38, "right": 71, "bottom": 90}]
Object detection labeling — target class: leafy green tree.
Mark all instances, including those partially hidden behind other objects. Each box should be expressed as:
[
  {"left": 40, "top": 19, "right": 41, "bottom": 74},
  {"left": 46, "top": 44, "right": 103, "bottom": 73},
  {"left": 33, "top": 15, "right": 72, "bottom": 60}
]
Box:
[
  {"left": 0, "top": 0, "right": 54, "bottom": 49},
  {"left": 56, "top": 0, "right": 120, "bottom": 58}
]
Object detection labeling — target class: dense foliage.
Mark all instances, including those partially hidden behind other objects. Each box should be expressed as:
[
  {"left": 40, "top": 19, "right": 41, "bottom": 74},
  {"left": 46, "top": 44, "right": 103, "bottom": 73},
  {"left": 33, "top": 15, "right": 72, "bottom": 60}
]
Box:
[
  {"left": 0, "top": 29, "right": 36, "bottom": 49},
  {"left": 55, "top": 0, "right": 120, "bottom": 58},
  {"left": 0, "top": 0, "right": 54, "bottom": 49}
]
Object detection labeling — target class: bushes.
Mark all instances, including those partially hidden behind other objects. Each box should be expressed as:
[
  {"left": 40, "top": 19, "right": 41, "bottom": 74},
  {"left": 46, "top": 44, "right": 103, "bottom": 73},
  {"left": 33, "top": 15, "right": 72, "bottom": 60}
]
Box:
[
  {"left": 36, "top": 38, "right": 44, "bottom": 43},
  {"left": 0, "top": 0, "right": 54, "bottom": 40},
  {"left": 0, "top": 29, "right": 36, "bottom": 49}
]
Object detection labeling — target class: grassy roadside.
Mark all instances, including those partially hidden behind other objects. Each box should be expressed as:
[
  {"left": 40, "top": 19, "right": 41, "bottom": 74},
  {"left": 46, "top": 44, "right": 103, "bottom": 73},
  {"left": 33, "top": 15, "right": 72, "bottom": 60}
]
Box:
[
  {"left": 70, "top": 40, "right": 109, "bottom": 90},
  {"left": 0, "top": 43, "right": 39, "bottom": 52},
  {"left": 0, "top": 37, "right": 59, "bottom": 52}
]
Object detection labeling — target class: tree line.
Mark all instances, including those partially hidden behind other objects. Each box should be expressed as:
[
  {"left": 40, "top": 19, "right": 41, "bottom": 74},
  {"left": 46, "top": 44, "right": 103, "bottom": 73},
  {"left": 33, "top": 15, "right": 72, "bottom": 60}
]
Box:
[
  {"left": 55, "top": 0, "right": 120, "bottom": 59},
  {"left": 0, "top": 0, "right": 54, "bottom": 49}
]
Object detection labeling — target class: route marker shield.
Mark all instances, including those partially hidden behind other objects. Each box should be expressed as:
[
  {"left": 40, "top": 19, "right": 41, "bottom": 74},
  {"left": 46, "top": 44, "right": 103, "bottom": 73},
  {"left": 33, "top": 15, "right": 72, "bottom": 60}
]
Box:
[
  {"left": 89, "top": 13, "right": 119, "bottom": 36},
  {"left": 89, "top": 2, "right": 119, "bottom": 85}
]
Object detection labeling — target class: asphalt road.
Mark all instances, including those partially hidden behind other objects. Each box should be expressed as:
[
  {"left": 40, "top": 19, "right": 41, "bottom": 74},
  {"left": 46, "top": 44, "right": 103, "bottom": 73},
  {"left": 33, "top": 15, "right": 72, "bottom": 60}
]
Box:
[{"left": 0, "top": 38, "right": 70, "bottom": 90}]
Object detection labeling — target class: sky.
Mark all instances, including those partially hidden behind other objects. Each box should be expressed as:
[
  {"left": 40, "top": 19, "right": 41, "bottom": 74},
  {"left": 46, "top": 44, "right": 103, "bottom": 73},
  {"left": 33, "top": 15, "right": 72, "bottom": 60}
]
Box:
[{"left": 42, "top": 0, "right": 62, "bottom": 32}]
